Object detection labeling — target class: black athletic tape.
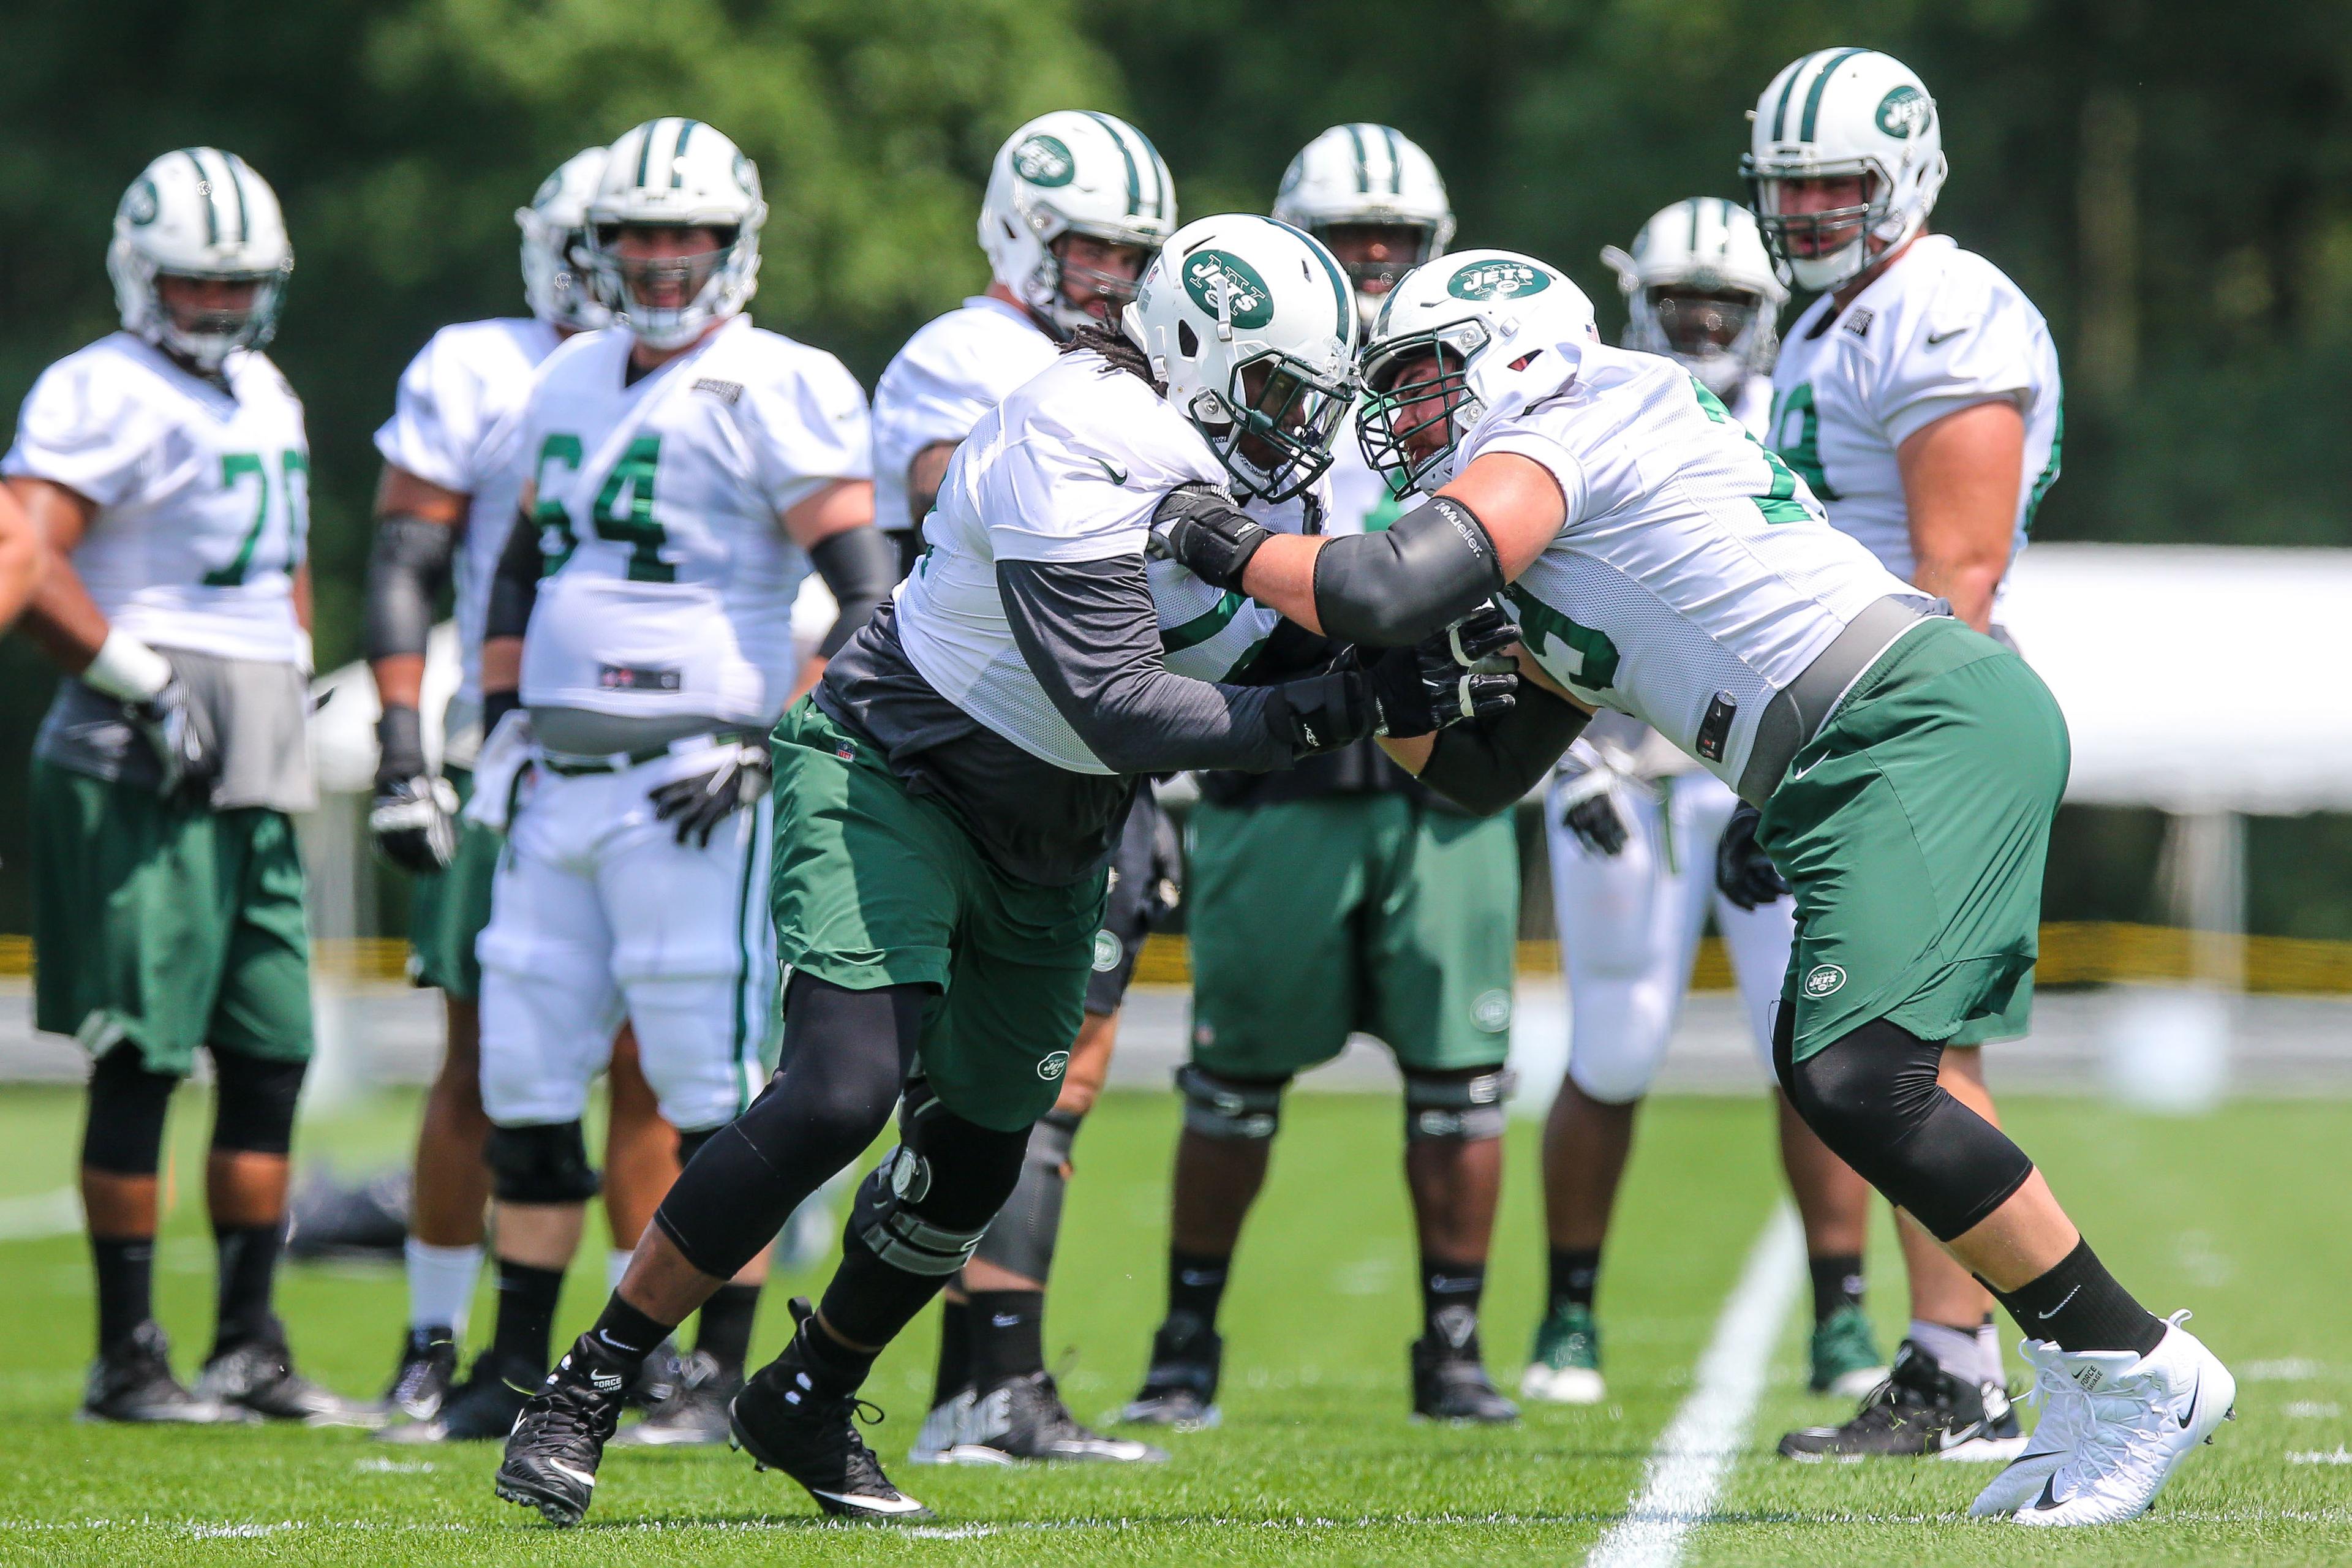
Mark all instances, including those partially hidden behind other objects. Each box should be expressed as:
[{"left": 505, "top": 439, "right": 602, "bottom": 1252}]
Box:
[
  {"left": 485, "top": 1121, "right": 602, "bottom": 1205},
  {"left": 81, "top": 1047, "right": 178, "bottom": 1175},
  {"left": 808, "top": 526, "right": 899, "bottom": 658},
  {"left": 364, "top": 512, "right": 458, "bottom": 663},
  {"left": 208, "top": 1052, "right": 306, "bottom": 1156},
  {"left": 1311, "top": 496, "right": 1503, "bottom": 647}
]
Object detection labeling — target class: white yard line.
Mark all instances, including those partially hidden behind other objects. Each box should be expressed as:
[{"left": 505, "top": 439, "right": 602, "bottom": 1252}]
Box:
[
  {"left": 1586, "top": 1204, "right": 1804, "bottom": 1568},
  {"left": 0, "top": 1187, "right": 80, "bottom": 1241}
]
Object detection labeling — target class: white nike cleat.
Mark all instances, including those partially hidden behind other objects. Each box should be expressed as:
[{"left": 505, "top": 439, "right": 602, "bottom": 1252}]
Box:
[
  {"left": 905, "top": 1388, "right": 973, "bottom": 1465},
  {"left": 1518, "top": 1362, "right": 1607, "bottom": 1405},
  {"left": 2009, "top": 1313, "right": 2236, "bottom": 1527},
  {"left": 1968, "top": 1338, "right": 2090, "bottom": 1517}
]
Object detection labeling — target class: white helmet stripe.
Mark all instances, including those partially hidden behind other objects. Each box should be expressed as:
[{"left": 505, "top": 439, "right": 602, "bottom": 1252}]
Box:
[
  {"left": 1380, "top": 126, "right": 1405, "bottom": 194},
  {"left": 669, "top": 119, "right": 698, "bottom": 189},
  {"left": 1798, "top": 47, "right": 1871, "bottom": 141},
  {"left": 1082, "top": 111, "right": 1145, "bottom": 218},
  {"left": 181, "top": 149, "right": 221, "bottom": 247},
  {"left": 1343, "top": 123, "right": 1370, "bottom": 193},
  {"left": 222, "top": 153, "right": 252, "bottom": 244}
]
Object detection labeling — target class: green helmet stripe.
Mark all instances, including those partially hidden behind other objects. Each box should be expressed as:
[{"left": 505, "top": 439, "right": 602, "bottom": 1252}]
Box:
[
  {"left": 672, "top": 119, "right": 698, "bottom": 187},
  {"left": 1769, "top": 56, "right": 1808, "bottom": 140},
  {"left": 221, "top": 152, "right": 251, "bottom": 243},
  {"left": 1345, "top": 124, "right": 1371, "bottom": 193},
  {"left": 1082, "top": 111, "right": 1143, "bottom": 216},
  {"left": 1129, "top": 123, "right": 1169, "bottom": 219},
  {"left": 1381, "top": 125, "right": 1405, "bottom": 194},
  {"left": 1799, "top": 48, "right": 1871, "bottom": 141},
  {"left": 1687, "top": 198, "right": 1702, "bottom": 251},
  {"left": 633, "top": 120, "right": 660, "bottom": 187},
  {"left": 183, "top": 149, "right": 219, "bottom": 246}
]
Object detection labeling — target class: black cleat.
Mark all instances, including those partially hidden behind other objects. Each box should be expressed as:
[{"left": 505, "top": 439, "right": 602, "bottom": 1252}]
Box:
[
  {"left": 377, "top": 1350, "right": 538, "bottom": 1443},
  {"left": 80, "top": 1320, "right": 241, "bottom": 1424},
  {"left": 1411, "top": 1323, "right": 1520, "bottom": 1424},
  {"left": 284, "top": 1167, "right": 411, "bottom": 1261},
  {"left": 1117, "top": 1311, "right": 1223, "bottom": 1429},
  {"left": 611, "top": 1348, "right": 740, "bottom": 1447},
  {"left": 1778, "top": 1339, "right": 2027, "bottom": 1461},
  {"left": 494, "top": 1341, "right": 628, "bottom": 1527},
  {"left": 380, "top": 1326, "right": 459, "bottom": 1422},
  {"left": 728, "top": 1298, "right": 932, "bottom": 1523},
  {"left": 195, "top": 1321, "right": 381, "bottom": 1427},
  {"left": 946, "top": 1371, "right": 1167, "bottom": 1464}
]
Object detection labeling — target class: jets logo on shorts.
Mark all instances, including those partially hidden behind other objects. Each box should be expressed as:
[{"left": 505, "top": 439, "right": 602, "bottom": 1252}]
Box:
[
  {"left": 1447, "top": 260, "right": 1551, "bottom": 301},
  {"left": 1036, "top": 1051, "right": 1071, "bottom": 1081},
  {"left": 1012, "top": 134, "right": 1076, "bottom": 187},
  {"left": 1803, "top": 963, "right": 1847, "bottom": 998},
  {"left": 1091, "top": 930, "right": 1123, "bottom": 973},
  {"left": 1875, "top": 85, "right": 1934, "bottom": 139},
  {"left": 1182, "top": 250, "right": 1274, "bottom": 329},
  {"left": 1471, "top": 989, "right": 1513, "bottom": 1032}
]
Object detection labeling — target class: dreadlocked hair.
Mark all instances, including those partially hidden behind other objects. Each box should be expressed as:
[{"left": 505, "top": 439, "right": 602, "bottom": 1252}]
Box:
[{"left": 1064, "top": 322, "right": 1163, "bottom": 391}]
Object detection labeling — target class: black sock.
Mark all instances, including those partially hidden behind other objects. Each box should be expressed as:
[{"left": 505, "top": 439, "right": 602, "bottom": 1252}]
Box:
[
  {"left": 797, "top": 1305, "right": 882, "bottom": 1397},
  {"left": 490, "top": 1259, "right": 568, "bottom": 1374},
  {"left": 1422, "top": 1258, "right": 1487, "bottom": 1348},
  {"left": 1547, "top": 1246, "right": 1601, "bottom": 1314},
  {"left": 91, "top": 1236, "right": 155, "bottom": 1352},
  {"left": 582, "top": 1292, "right": 676, "bottom": 1370},
  {"left": 1808, "top": 1252, "right": 1866, "bottom": 1325},
  {"left": 967, "top": 1289, "right": 1046, "bottom": 1389},
  {"left": 1167, "top": 1248, "right": 1231, "bottom": 1328},
  {"left": 212, "top": 1221, "right": 285, "bottom": 1355},
  {"left": 932, "top": 1296, "right": 974, "bottom": 1405},
  {"left": 696, "top": 1282, "right": 761, "bottom": 1378},
  {"left": 1989, "top": 1238, "right": 2165, "bottom": 1356}
]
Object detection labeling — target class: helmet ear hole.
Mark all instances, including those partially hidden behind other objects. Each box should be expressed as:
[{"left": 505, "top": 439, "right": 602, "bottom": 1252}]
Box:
[{"left": 1177, "top": 319, "right": 1199, "bottom": 358}]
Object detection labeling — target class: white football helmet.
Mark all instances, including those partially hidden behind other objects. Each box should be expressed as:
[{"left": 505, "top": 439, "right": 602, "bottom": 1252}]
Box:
[
  {"left": 108, "top": 148, "right": 293, "bottom": 372},
  {"left": 1742, "top": 48, "right": 1947, "bottom": 293},
  {"left": 1272, "top": 124, "right": 1456, "bottom": 331},
  {"left": 1121, "top": 214, "right": 1357, "bottom": 502},
  {"left": 979, "top": 110, "right": 1176, "bottom": 340},
  {"left": 516, "top": 147, "right": 611, "bottom": 333},
  {"left": 1600, "top": 198, "right": 1787, "bottom": 398},
  {"left": 1355, "top": 249, "right": 1591, "bottom": 496},
  {"left": 586, "top": 118, "right": 766, "bottom": 349}
]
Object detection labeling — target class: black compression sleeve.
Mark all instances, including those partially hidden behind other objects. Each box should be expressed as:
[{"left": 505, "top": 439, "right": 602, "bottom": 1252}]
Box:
[
  {"left": 998, "top": 556, "right": 1300, "bottom": 775},
  {"left": 1311, "top": 495, "right": 1504, "bottom": 647},
  {"left": 808, "top": 526, "right": 899, "bottom": 658},
  {"left": 485, "top": 511, "right": 542, "bottom": 643},
  {"left": 1232, "top": 618, "right": 1338, "bottom": 686},
  {"left": 1414, "top": 682, "right": 1591, "bottom": 816},
  {"left": 364, "top": 513, "right": 458, "bottom": 663}
]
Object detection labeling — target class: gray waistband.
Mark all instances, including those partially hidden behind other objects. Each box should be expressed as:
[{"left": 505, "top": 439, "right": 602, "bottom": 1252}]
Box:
[{"left": 1736, "top": 595, "right": 1947, "bottom": 805}]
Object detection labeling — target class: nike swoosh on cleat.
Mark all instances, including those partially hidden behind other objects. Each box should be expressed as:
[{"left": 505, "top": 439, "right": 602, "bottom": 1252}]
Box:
[
  {"left": 549, "top": 1462, "right": 597, "bottom": 1488},
  {"left": 2035, "top": 1472, "right": 2062, "bottom": 1512},
  {"left": 812, "top": 1490, "right": 925, "bottom": 1512},
  {"left": 2036, "top": 1286, "right": 2081, "bottom": 1320},
  {"left": 2179, "top": 1371, "right": 2199, "bottom": 1429}
]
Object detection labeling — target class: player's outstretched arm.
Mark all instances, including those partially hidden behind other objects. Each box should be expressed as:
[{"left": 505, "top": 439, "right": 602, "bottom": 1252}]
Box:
[{"left": 0, "top": 479, "right": 45, "bottom": 636}]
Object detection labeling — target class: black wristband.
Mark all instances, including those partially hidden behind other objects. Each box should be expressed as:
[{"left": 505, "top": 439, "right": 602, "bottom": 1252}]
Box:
[
  {"left": 375, "top": 703, "right": 428, "bottom": 785},
  {"left": 482, "top": 689, "right": 521, "bottom": 739}
]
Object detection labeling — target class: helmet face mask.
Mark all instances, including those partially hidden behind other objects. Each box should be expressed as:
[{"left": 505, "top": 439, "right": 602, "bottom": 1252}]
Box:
[
  {"left": 1357, "top": 323, "right": 1487, "bottom": 495},
  {"left": 1038, "top": 229, "right": 1152, "bottom": 331},
  {"left": 108, "top": 147, "right": 293, "bottom": 372},
  {"left": 981, "top": 111, "right": 1176, "bottom": 341},
  {"left": 586, "top": 118, "right": 766, "bottom": 350},
  {"left": 1196, "top": 352, "right": 1354, "bottom": 503},
  {"left": 1745, "top": 165, "right": 1888, "bottom": 288},
  {"left": 1741, "top": 48, "right": 1946, "bottom": 293},
  {"left": 1602, "top": 197, "right": 1787, "bottom": 398},
  {"left": 1273, "top": 126, "right": 1456, "bottom": 333},
  {"left": 1316, "top": 221, "right": 1446, "bottom": 315}
]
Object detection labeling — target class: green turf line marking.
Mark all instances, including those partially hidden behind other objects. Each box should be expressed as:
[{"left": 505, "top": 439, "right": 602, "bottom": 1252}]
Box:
[{"left": 1586, "top": 1205, "right": 1803, "bottom": 1568}]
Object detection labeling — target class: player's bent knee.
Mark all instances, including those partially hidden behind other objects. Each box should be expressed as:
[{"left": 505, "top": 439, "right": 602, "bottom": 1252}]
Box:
[
  {"left": 851, "top": 1088, "right": 1032, "bottom": 1276},
  {"left": 208, "top": 1052, "right": 306, "bottom": 1156},
  {"left": 81, "top": 1046, "right": 178, "bottom": 1177},
  {"left": 1564, "top": 1046, "right": 1663, "bottom": 1107},
  {"left": 1177, "top": 1063, "right": 1287, "bottom": 1140},
  {"left": 1403, "top": 1065, "right": 1516, "bottom": 1142},
  {"left": 485, "top": 1121, "right": 601, "bottom": 1205}
]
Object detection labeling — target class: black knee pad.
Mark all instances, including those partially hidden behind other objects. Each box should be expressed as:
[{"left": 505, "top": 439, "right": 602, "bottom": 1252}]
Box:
[
  {"left": 848, "top": 1080, "right": 1033, "bottom": 1277},
  {"left": 208, "top": 1051, "right": 306, "bottom": 1156},
  {"left": 1780, "top": 1018, "right": 2034, "bottom": 1242},
  {"left": 970, "top": 1109, "right": 1082, "bottom": 1284},
  {"left": 485, "top": 1121, "right": 601, "bottom": 1204},
  {"left": 1176, "top": 1063, "right": 1287, "bottom": 1141},
  {"left": 1403, "top": 1065, "right": 1516, "bottom": 1143},
  {"left": 81, "top": 1047, "right": 178, "bottom": 1176}
]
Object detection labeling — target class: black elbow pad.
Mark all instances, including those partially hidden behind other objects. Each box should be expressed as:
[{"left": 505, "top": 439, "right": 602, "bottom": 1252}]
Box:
[
  {"left": 484, "top": 510, "right": 545, "bottom": 643},
  {"left": 808, "top": 526, "right": 900, "bottom": 657},
  {"left": 364, "top": 513, "right": 458, "bottom": 663},
  {"left": 1415, "top": 685, "right": 1591, "bottom": 816},
  {"left": 1311, "top": 496, "right": 1503, "bottom": 647}
]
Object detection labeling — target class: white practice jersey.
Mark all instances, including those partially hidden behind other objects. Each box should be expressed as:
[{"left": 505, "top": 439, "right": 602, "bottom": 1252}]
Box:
[
  {"left": 1457, "top": 326, "right": 1915, "bottom": 794},
  {"left": 516, "top": 316, "right": 872, "bottom": 726},
  {"left": 4, "top": 332, "right": 307, "bottom": 663},
  {"left": 897, "top": 350, "right": 1316, "bottom": 774},
  {"left": 870, "top": 296, "right": 1058, "bottom": 534},
  {"left": 374, "top": 317, "right": 563, "bottom": 752},
  {"left": 1725, "top": 372, "right": 1772, "bottom": 440},
  {"left": 1768, "top": 235, "right": 2062, "bottom": 586}
]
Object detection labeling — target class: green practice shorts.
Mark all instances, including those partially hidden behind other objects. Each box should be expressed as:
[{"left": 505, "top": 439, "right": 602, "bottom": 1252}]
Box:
[
  {"left": 407, "top": 765, "right": 501, "bottom": 1000},
  {"left": 1186, "top": 794, "right": 1519, "bottom": 1079},
  {"left": 1760, "top": 617, "right": 2070, "bottom": 1061},
  {"left": 31, "top": 761, "right": 313, "bottom": 1076},
  {"left": 768, "top": 699, "right": 1107, "bottom": 1133}
]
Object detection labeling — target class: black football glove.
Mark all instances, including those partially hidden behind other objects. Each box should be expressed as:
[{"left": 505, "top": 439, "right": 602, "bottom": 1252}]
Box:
[
  {"left": 124, "top": 674, "right": 217, "bottom": 801},
  {"left": 1561, "top": 790, "right": 1629, "bottom": 857},
  {"left": 369, "top": 704, "right": 458, "bottom": 873},
  {"left": 1355, "top": 603, "right": 1520, "bottom": 739},
  {"left": 649, "top": 742, "right": 772, "bottom": 848},
  {"left": 1146, "top": 482, "right": 1272, "bottom": 593},
  {"left": 1715, "top": 800, "right": 1789, "bottom": 910}
]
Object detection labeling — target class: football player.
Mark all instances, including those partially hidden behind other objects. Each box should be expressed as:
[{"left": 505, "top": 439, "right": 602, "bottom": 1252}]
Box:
[
  {"left": 446, "top": 116, "right": 896, "bottom": 1448},
  {"left": 1155, "top": 247, "right": 2233, "bottom": 1529},
  {"left": 1743, "top": 49, "right": 2067, "bottom": 1464},
  {"left": 8, "top": 149, "right": 369, "bottom": 1425},
  {"left": 871, "top": 111, "right": 1178, "bottom": 1467},
  {"left": 494, "top": 213, "right": 1511, "bottom": 1528},
  {"left": 1519, "top": 198, "right": 1885, "bottom": 1409},
  {"left": 1123, "top": 124, "right": 1524, "bottom": 1431}
]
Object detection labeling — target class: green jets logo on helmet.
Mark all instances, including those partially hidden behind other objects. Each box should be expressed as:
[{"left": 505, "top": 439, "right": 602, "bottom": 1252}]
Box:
[
  {"left": 1447, "top": 260, "right": 1551, "bottom": 301},
  {"left": 1012, "top": 134, "right": 1076, "bottom": 187},
  {"left": 1875, "top": 85, "right": 1933, "bottom": 140},
  {"left": 1182, "top": 250, "right": 1274, "bottom": 329},
  {"left": 123, "top": 177, "right": 160, "bottom": 227}
]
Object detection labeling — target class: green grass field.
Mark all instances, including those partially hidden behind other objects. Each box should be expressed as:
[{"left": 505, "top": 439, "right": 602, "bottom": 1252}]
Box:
[{"left": 0, "top": 1083, "right": 2342, "bottom": 1566}]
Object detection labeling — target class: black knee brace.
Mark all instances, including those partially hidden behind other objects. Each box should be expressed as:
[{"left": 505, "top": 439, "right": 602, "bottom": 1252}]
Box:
[
  {"left": 970, "top": 1109, "right": 1082, "bottom": 1284},
  {"left": 1403, "top": 1065, "right": 1516, "bottom": 1143},
  {"left": 485, "top": 1121, "right": 601, "bottom": 1205},
  {"left": 81, "top": 1047, "right": 178, "bottom": 1176},
  {"left": 209, "top": 1052, "right": 307, "bottom": 1156},
  {"left": 1176, "top": 1063, "right": 1287, "bottom": 1140},
  {"left": 1774, "top": 1012, "right": 2034, "bottom": 1242},
  {"left": 848, "top": 1079, "right": 1035, "bottom": 1277}
]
